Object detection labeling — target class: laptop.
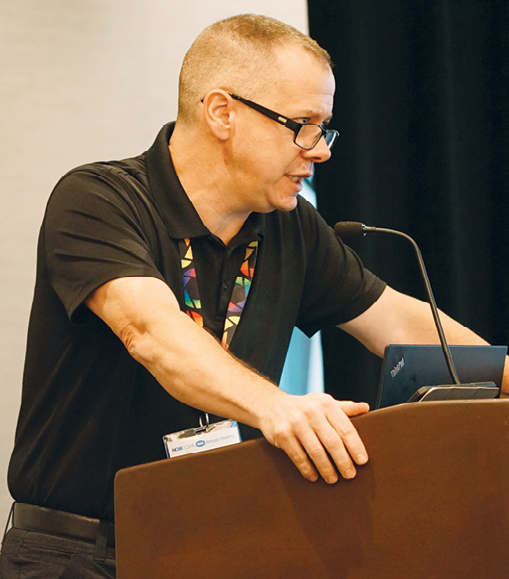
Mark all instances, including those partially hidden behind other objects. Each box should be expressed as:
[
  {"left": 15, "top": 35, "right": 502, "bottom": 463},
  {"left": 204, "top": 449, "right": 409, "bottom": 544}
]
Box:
[{"left": 376, "top": 344, "right": 507, "bottom": 409}]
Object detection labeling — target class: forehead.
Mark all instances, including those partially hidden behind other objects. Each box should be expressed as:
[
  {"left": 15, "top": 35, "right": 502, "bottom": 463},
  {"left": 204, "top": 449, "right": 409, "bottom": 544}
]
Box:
[{"left": 262, "top": 46, "right": 335, "bottom": 119}]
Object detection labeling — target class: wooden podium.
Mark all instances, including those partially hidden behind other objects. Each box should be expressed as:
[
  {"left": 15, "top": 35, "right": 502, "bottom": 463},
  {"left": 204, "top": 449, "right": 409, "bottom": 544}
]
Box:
[{"left": 115, "top": 401, "right": 509, "bottom": 579}]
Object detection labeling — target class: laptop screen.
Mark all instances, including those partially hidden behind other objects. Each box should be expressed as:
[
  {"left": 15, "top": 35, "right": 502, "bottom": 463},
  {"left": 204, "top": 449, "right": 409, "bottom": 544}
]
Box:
[{"left": 376, "top": 344, "right": 507, "bottom": 409}]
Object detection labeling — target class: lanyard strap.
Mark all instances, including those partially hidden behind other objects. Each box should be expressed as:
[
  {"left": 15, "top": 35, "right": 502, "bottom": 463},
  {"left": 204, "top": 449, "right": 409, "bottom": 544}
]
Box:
[{"left": 178, "top": 238, "right": 258, "bottom": 350}]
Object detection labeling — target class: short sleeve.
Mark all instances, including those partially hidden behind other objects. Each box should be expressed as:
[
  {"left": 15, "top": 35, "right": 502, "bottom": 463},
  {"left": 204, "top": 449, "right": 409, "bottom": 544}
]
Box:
[
  {"left": 43, "top": 165, "right": 166, "bottom": 321},
  {"left": 295, "top": 200, "right": 386, "bottom": 336}
]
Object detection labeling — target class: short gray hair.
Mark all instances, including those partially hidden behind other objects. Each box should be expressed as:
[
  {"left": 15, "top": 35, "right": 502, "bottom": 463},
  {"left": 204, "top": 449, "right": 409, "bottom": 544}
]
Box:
[{"left": 177, "top": 14, "right": 332, "bottom": 124}]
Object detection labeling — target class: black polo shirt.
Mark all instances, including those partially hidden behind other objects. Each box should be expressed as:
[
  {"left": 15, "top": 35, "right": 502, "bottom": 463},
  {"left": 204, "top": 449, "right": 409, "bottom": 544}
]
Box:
[{"left": 8, "top": 124, "right": 385, "bottom": 520}]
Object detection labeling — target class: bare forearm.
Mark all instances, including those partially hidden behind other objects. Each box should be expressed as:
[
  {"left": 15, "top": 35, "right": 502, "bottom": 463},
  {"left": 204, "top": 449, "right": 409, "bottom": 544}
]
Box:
[
  {"left": 341, "top": 285, "right": 509, "bottom": 395},
  {"left": 127, "top": 307, "right": 283, "bottom": 428},
  {"left": 87, "top": 276, "right": 280, "bottom": 428},
  {"left": 86, "top": 276, "right": 370, "bottom": 483},
  {"left": 341, "top": 286, "right": 489, "bottom": 356}
]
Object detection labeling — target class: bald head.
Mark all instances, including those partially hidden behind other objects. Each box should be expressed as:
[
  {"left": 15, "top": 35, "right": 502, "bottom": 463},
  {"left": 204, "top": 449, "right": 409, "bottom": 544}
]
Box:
[{"left": 177, "top": 14, "right": 332, "bottom": 125}]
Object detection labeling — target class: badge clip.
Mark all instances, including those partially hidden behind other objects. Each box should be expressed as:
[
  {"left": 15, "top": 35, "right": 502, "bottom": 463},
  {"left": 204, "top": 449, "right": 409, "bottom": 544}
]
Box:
[{"left": 196, "top": 412, "right": 210, "bottom": 433}]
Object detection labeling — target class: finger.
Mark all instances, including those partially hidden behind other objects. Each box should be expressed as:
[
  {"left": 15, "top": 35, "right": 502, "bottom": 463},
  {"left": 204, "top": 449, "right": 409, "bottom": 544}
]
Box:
[
  {"left": 327, "top": 406, "right": 369, "bottom": 467},
  {"left": 297, "top": 428, "right": 345, "bottom": 484},
  {"left": 274, "top": 433, "right": 320, "bottom": 483},
  {"left": 288, "top": 400, "right": 366, "bottom": 482},
  {"left": 337, "top": 401, "right": 370, "bottom": 417}
]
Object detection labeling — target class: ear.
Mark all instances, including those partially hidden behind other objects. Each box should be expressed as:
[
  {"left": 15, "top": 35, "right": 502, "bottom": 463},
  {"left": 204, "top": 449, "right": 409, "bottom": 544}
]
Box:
[{"left": 201, "top": 90, "right": 236, "bottom": 141}]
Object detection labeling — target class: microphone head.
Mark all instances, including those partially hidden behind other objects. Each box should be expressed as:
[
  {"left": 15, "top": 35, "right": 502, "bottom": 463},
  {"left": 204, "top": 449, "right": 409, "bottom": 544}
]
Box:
[{"left": 334, "top": 221, "right": 366, "bottom": 240}]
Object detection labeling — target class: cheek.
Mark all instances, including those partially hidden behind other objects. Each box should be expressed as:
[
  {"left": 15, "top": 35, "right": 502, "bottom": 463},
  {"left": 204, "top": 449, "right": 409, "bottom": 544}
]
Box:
[
  {"left": 233, "top": 132, "right": 301, "bottom": 183},
  {"left": 260, "top": 142, "right": 301, "bottom": 175}
]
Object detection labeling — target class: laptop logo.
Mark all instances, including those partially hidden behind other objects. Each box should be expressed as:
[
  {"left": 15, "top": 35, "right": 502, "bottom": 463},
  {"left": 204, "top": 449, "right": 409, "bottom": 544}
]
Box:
[{"left": 391, "top": 357, "right": 405, "bottom": 378}]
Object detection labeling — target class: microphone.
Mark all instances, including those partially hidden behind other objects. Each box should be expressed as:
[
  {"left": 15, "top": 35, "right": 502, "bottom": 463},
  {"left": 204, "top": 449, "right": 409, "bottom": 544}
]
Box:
[{"left": 334, "top": 221, "right": 498, "bottom": 401}]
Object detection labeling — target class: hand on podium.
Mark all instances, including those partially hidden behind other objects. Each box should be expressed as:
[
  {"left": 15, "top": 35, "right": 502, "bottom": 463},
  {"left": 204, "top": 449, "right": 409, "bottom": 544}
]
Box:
[{"left": 257, "top": 392, "right": 370, "bottom": 484}]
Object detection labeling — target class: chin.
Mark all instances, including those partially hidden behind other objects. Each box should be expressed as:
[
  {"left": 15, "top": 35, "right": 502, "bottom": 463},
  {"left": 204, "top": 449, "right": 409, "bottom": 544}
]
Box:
[
  {"left": 255, "top": 188, "right": 299, "bottom": 214},
  {"left": 276, "top": 195, "right": 299, "bottom": 213},
  {"left": 258, "top": 200, "right": 297, "bottom": 214}
]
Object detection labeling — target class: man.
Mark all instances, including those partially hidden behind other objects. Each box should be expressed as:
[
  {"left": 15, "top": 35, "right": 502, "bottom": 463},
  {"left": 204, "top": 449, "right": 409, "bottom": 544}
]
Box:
[{"left": 2, "top": 14, "right": 507, "bottom": 579}]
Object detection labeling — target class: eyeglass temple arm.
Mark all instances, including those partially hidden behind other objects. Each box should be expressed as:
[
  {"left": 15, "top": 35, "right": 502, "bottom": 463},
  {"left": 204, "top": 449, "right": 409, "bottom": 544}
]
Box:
[{"left": 228, "top": 93, "right": 301, "bottom": 131}]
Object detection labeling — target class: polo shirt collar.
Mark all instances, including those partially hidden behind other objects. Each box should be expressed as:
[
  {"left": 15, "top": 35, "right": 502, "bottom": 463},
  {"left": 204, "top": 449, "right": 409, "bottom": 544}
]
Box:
[{"left": 145, "top": 123, "right": 265, "bottom": 245}]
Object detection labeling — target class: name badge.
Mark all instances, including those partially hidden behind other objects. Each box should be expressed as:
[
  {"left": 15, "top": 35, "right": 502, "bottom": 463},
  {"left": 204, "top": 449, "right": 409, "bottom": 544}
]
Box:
[{"left": 163, "top": 419, "right": 242, "bottom": 458}]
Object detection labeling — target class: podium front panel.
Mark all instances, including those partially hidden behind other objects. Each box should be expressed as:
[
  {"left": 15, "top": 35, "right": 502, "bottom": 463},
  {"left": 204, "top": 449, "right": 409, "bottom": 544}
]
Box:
[{"left": 115, "top": 400, "right": 509, "bottom": 579}]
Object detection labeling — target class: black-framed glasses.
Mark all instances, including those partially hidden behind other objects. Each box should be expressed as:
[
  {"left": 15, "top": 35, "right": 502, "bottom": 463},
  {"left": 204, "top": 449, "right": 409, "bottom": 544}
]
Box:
[{"left": 229, "top": 93, "right": 339, "bottom": 151}]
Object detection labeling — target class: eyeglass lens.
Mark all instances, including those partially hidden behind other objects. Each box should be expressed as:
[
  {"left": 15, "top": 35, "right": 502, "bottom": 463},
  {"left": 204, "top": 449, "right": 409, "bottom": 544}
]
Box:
[{"left": 296, "top": 125, "right": 337, "bottom": 150}]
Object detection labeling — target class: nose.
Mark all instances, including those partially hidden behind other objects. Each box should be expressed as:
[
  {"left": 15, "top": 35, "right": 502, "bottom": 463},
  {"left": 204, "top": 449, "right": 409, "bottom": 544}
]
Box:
[{"left": 301, "top": 135, "right": 332, "bottom": 163}]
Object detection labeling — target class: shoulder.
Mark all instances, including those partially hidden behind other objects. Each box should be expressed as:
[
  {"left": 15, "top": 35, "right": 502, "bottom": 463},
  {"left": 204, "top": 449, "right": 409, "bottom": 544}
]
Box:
[
  {"left": 57, "top": 154, "right": 148, "bottom": 194},
  {"left": 45, "top": 154, "right": 151, "bottom": 217}
]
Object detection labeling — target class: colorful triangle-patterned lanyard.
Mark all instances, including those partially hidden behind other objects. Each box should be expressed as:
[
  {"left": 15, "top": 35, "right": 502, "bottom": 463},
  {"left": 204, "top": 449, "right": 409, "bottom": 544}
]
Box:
[{"left": 178, "top": 238, "right": 258, "bottom": 351}]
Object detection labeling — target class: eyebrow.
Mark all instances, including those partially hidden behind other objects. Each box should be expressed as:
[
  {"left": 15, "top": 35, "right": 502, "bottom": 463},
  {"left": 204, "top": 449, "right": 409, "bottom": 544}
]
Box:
[{"left": 293, "top": 109, "right": 333, "bottom": 124}]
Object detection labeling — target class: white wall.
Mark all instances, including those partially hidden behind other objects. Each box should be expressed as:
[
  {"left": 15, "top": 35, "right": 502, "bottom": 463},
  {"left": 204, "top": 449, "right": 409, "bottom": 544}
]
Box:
[{"left": 0, "top": 0, "right": 310, "bottom": 524}]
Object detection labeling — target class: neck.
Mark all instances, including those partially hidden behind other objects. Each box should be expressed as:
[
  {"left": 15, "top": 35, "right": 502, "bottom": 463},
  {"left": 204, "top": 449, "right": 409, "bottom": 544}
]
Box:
[{"left": 169, "top": 124, "right": 250, "bottom": 245}]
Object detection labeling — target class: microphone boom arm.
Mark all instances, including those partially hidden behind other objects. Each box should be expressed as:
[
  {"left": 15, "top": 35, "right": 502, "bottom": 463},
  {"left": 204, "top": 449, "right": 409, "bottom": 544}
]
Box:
[{"left": 358, "top": 224, "right": 462, "bottom": 385}]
